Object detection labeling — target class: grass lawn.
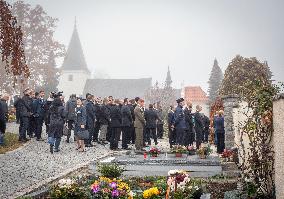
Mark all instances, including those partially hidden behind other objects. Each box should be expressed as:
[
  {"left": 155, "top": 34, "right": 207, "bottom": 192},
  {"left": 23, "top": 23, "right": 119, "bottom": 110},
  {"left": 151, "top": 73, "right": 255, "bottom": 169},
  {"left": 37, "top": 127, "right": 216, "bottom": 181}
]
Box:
[{"left": 0, "top": 132, "right": 23, "bottom": 154}]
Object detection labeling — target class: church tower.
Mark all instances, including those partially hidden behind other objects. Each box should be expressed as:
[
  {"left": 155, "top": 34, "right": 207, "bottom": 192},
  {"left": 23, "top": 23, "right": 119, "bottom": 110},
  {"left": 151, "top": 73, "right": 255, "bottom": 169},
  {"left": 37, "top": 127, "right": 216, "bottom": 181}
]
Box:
[{"left": 58, "top": 20, "right": 91, "bottom": 98}]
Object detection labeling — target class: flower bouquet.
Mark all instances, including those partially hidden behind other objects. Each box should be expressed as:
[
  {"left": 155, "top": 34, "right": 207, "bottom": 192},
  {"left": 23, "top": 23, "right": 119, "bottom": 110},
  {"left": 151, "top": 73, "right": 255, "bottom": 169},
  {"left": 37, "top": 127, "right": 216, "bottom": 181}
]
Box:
[
  {"left": 197, "top": 144, "right": 212, "bottom": 159},
  {"left": 148, "top": 146, "right": 160, "bottom": 157},
  {"left": 221, "top": 149, "right": 233, "bottom": 162},
  {"left": 187, "top": 146, "right": 196, "bottom": 156},
  {"left": 171, "top": 145, "right": 187, "bottom": 157},
  {"left": 166, "top": 170, "right": 203, "bottom": 199},
  {"left": 91, "top": 177, "right": 132, "bottom": 199}
]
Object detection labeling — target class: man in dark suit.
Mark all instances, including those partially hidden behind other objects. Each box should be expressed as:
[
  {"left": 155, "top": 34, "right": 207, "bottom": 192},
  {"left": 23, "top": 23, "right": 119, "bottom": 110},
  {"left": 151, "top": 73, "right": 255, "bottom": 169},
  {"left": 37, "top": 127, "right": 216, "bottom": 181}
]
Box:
[
  {"left": 18, "top": 89, "right": 32, "bottom": 142},
  {"left": 194, "top": 105, "right": 204, "bottom": 149},
  {"left": 109, "top": 99, "right": 122, "bottom": 150},
  {"left": 167, "top": 105, "right": 175, "bottom": 148},
  {"left": 32, "top": 90, "right": 45, "bottom": 141},
  {"left": 144, "top": 104, "right": 159, "bottom": 145},
  {"left": 202, "top": 114, "right": 210, "bottom": 143},
  {"left": 85, "top": 94, "right": 96, "bottom": 147},
  {"left": 121, "top": 98, "right": 133, "bottom": 149},
  {"left": 173, "top": 98, "right": 186, "bottom": 145}
]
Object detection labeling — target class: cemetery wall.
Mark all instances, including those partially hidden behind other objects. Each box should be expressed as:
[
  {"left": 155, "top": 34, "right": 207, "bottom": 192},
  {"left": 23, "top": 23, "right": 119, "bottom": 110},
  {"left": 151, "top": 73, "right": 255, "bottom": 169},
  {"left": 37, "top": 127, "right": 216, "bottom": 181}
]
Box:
[{"left": 273, "top": 94, "right": 284, "bottom": 199}]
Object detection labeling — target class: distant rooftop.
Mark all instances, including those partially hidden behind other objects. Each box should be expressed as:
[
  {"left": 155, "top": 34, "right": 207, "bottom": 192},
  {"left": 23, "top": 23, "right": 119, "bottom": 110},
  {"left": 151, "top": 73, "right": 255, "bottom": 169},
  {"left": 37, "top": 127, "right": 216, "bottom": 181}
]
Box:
[
  {"left": 83, "top": 78, "right": 152, "bottom": 99},
  {"left": 184, "top": 86, "right": 208, "bottom": 102}
]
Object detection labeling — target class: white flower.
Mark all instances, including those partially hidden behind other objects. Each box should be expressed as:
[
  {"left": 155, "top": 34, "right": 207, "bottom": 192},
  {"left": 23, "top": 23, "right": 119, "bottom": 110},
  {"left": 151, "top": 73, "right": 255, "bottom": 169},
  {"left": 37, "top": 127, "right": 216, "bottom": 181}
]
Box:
[
  {"left": 194, "top": 186, "right": 199, "bottom": 190},
  {"left": 58, "top": 178, "right": 74, "bottom": 188}
]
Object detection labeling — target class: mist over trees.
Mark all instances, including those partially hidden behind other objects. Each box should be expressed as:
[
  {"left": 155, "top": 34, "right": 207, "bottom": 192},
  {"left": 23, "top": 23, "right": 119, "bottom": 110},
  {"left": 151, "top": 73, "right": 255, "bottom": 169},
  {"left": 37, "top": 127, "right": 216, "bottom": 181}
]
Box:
[{"left": 10, "top": 1, "right": 65, "bottom": 93}]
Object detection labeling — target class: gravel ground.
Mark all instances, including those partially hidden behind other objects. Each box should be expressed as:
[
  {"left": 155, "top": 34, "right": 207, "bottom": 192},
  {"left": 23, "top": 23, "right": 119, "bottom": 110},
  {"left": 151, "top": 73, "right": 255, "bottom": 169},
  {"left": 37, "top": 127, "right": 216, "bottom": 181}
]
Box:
[{"left": 0, "top": 122, "right": 111, "bottom": 199}]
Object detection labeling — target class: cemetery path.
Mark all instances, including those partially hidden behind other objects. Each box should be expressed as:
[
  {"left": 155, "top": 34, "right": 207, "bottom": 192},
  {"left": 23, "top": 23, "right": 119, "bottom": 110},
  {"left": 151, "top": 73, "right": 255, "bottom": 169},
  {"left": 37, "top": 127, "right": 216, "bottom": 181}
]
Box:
[{"left": 0, "top": 123, "right": 111, "bottom": 199}]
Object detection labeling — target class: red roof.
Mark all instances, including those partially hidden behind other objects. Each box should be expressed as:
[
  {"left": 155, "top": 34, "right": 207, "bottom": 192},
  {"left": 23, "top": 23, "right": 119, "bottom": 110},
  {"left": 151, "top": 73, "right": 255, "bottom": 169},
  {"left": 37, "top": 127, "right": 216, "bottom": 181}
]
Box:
[{"left": 184, "top": 86, "right": 208, "bottom": 102}]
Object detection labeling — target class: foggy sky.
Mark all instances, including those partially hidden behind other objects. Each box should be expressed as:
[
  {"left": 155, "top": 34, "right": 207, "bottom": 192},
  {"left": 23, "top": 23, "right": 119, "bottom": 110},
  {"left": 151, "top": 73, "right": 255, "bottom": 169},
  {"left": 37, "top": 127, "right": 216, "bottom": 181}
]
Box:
[{"left": 9, "top": 0, "right": 284, "bottom": 92}]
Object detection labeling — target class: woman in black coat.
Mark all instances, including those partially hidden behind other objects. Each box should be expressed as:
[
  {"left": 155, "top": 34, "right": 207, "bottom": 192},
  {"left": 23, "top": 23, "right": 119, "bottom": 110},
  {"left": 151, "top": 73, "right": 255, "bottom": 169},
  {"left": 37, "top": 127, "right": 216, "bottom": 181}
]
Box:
[
  {"left": 48, "top": 98, "right": 66, "bottom": 153},
  {"left": 215, "top": 110, "right": 225, "bottom": 154},
  {"left": 183, "top": 103, "right": 194, "bottom": 146},
  {"left": 74, "top": 98, "right": 87, "bottom": 152}
]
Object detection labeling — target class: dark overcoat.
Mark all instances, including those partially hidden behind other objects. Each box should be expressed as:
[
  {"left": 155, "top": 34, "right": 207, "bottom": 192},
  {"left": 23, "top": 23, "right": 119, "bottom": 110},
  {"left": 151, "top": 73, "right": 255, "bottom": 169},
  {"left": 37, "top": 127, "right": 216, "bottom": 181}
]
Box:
[
  {"left": 121, "top": 104, "right": 133, "bottom": 127},
  {"left": 144, "top": 108, "right": 158, "bottom": 129}
]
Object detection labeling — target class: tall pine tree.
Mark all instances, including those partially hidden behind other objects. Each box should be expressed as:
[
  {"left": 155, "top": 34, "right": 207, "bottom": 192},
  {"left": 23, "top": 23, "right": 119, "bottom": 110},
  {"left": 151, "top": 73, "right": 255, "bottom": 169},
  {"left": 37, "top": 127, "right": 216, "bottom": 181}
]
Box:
[{"left": 208, "top": 59, "right": 223, "bottom": 104}]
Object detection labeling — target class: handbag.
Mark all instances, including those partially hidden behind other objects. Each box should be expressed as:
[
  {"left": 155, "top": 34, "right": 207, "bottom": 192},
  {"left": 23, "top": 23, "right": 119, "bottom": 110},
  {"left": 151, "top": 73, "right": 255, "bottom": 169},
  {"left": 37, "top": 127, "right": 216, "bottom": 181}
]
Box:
[
  {"left": 77, "top": 129, "right": 89, "bottom": 140},
  {"left": 63, "top": 123, "right": 69, "bottom": 136}
]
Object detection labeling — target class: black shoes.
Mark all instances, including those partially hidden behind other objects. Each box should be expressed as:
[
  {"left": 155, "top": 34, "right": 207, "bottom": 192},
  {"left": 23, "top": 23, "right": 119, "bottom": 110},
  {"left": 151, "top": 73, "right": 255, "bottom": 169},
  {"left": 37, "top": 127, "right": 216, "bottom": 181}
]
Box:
[{"left": 50, "top": 144, "right": 54, "bottom": 154}]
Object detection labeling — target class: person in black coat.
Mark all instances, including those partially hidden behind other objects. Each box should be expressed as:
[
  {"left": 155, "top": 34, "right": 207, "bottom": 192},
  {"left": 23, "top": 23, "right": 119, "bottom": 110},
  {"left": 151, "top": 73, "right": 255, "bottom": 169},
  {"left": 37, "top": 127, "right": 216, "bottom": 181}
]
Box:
[
  {"left": 202, "top": 114, "right": 210, "bottom": 143},
  {"left": 128, "top": 99, "right": 136, "bottom": 144},
  {"left": 215, "top": 110, "right": 225, "bottom": 154},
  {"left": 183, "top": 102, "right": 194, "bottom": 146},
  {"left": 65, "top": 94, "right": 77, "bottom": 143},
  {"left": 109, "top": 99, "right": 122, "bottom": 150},
  {"left": 173, "top": 98, "right": 186, "bottom": 145},
  {"left": 121, "top": 98, "right": 133, "bottom": 149},
  {"left": 85, "top": 95, "right": 96, "bottom": 147},
  {"left": 48, "top": 98, "right": 66, "bottom": 153},
  {"left": 144, "top": 104, "right": 159, "bottom": 145},
  {"left": 18, "top": 89, "right": 32, "bottom": 142},
  {"left": 97, "top": 98, "right": 110, "bottom": 144},
  {"left": 167, "top": 106, "right": 175, "bottom": 148},
  {"left": 32, "top": 91, "right": 45, "bottom": 141},
  {"left": 194, "top": 105, "right": 204, "bottom": 149},
  {"left": 13, "top": 95, "right": 20, "bottom": 124}
]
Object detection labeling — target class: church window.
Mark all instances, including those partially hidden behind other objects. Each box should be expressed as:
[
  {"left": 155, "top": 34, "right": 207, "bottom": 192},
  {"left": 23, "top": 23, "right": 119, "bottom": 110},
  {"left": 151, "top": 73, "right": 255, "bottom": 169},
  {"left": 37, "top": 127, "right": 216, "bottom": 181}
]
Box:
[{"left": 68, "top": 75, "right": 73, "bottom": 81}]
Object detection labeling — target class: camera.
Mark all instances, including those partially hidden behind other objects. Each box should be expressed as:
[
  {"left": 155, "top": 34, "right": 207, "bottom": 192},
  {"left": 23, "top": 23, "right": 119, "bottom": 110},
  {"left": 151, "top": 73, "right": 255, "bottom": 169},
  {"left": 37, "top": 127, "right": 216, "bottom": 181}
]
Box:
[{"left": 50, "top": 91, "right": 63, "bottom": 99}]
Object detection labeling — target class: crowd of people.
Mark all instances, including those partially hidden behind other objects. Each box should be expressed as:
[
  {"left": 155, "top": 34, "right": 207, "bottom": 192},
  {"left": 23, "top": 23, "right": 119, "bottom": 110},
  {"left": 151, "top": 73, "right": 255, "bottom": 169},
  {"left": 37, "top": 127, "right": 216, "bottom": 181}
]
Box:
[{"left": 0, "top": 89, "right": 225, "bottom": 155}]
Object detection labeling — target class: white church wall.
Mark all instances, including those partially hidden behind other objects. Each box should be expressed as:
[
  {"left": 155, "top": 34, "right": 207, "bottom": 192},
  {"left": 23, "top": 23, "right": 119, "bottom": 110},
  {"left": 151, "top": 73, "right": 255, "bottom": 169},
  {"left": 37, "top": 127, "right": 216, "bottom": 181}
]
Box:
[{"left": 58, "top": 70, "right": 91, "bottom": 98}]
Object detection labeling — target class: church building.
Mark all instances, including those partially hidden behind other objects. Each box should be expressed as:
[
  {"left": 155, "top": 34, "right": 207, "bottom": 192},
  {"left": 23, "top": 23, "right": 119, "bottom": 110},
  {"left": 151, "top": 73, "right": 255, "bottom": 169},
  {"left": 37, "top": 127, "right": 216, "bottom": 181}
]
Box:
[{"left": 58, "top": 22, "right": 152, "bottom": 99}]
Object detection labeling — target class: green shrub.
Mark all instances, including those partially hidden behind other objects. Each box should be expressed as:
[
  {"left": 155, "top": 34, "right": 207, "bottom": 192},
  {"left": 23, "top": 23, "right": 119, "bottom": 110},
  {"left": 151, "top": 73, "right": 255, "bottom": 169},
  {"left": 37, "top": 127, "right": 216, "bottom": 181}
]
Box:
[{"left": 97, "top": 163, "right": 125, "bottom": 178}]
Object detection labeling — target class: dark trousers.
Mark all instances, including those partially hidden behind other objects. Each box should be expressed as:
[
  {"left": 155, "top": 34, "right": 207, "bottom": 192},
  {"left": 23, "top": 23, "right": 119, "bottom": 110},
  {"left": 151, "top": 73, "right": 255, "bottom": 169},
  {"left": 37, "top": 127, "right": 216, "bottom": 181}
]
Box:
[
  {"left": 217, "top": 132, "right": 225, "bottom": 154},
  {"left": 183, "top": 130, "right": 195, "bottom": 146},
  {"left": 110, "top": 127, "right": 121, "bottom": 150},
  {"left": 196, "top": 131, "right": 202, "bottom": 149},
  {"left": 0, "top": 120, "right": 6, "bottom": 134},
  {"left": 157, "top": 124, "right": 164, "bottom": 138},
  {"left": 145, "top": 128, "right": 157, "bottom": 145},
  {"left": 94, "top": 121, "right": 100, "bottom": 141},
  {"left": 203, "top": 128, "right": 209, "bottom": 143},
  {"left": 106, "top": 126, "right": 111, "bottom": 142},
  {"left": 35, "top": 117, "right": 43, "bottom": 139},
  {"left": 67, "top": 120, "right": 75, "bottom": 141},
  {"left": 28, "top": 117, "right": 35, "bottom": 137},
  {"left": 122, "top": 126, "right": 130, "bottom": 149},
  {"left": 16, "top": 110, "right": 20, "bottom": 123},
  {"left": 168, "top": 125, "right": 176, "bottom": 147},
  {"left": 129, "top": 125, "right": 136, "bottom": 144},
  {"left": 86, "top": 127, "right": 95, "bottom": 144},
  {"left": 19, "top": 116, "right": 29, "bottom": 140},
  {"left": 175, "top": 128, "right": 185, "bottom": 145}
]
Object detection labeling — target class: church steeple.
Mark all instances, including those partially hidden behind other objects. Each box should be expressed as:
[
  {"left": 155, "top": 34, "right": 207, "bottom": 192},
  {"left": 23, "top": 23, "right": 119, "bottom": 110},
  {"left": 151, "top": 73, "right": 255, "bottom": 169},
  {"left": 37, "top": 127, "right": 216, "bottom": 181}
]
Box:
[
  {"left": 61, "top": 19, "right": 90, "bottom": 73},
  {"left": 165, "top": 66, "right": 172, "bottom": 88}
]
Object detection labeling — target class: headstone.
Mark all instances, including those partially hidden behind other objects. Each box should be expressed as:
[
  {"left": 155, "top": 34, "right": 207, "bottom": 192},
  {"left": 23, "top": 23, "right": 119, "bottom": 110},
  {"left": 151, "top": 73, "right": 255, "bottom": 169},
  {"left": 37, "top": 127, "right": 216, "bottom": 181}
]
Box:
[{"left": 221, "top": 95, "right": 239, "bottom": 149}]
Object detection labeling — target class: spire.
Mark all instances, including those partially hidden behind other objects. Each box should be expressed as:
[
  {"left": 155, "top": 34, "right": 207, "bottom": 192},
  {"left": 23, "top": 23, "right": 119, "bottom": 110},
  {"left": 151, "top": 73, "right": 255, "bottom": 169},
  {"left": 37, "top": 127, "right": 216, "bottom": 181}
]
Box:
[
  {"left": 165, "top": 66, "right": 172, "bottom": 88},
  {"left": 61, "top": 19, "right": 90, "bottom": 72},
  {"left": 214, "top": 58, "right": 218, "bottom": 66}
]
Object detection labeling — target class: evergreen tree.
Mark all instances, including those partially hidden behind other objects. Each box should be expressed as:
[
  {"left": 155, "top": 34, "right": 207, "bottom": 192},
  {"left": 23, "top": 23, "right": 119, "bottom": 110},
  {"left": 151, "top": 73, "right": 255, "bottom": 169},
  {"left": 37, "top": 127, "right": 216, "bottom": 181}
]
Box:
[{"left": 208, "top": 59, "right": 223, "bottom": 104}]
